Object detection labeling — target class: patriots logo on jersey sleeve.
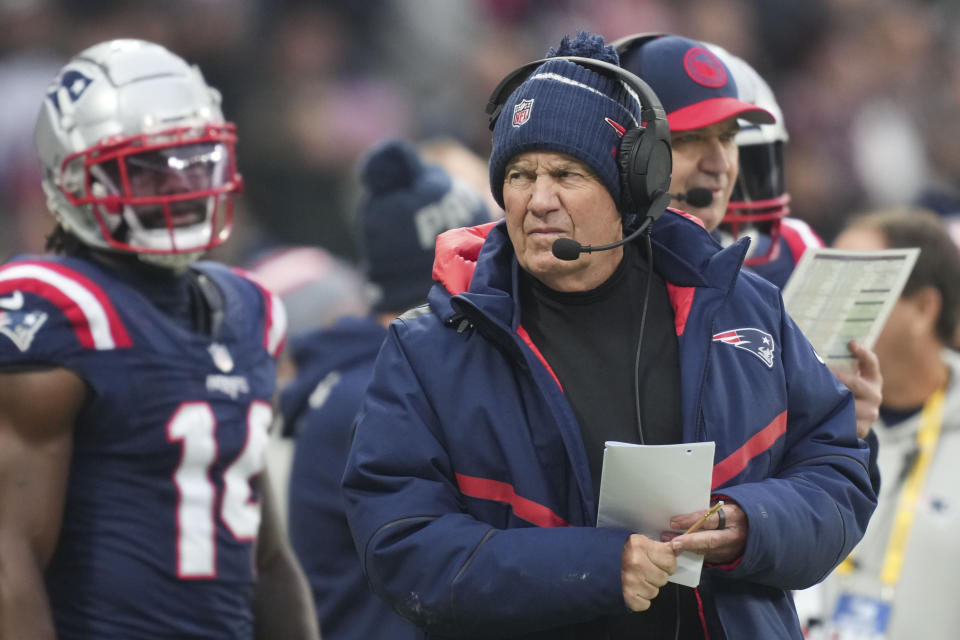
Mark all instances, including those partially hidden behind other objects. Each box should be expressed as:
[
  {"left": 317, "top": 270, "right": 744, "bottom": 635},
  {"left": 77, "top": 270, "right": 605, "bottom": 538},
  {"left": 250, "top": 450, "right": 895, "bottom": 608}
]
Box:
[
  {"left": 0, "top": 308, "right": 48, "bottom": 352},
  {"left": 713, "top": 328, "right": 776, "bottom": 368},
  {"left": 0, "top": 262, "right": 132, "bottom": 350},
  {"left": 0, "top": 291, "right": 24, "bottom": 310}
]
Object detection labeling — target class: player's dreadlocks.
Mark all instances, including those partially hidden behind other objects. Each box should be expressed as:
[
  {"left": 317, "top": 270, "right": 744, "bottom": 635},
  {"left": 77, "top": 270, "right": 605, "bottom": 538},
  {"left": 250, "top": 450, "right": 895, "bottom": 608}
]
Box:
[{"left": 45, "top": 224, "right": 88, "bottom": 257}]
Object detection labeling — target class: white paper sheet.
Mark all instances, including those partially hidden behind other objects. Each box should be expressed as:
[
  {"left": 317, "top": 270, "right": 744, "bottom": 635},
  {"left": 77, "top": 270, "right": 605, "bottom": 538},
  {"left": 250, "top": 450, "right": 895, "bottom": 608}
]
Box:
[
  {"left": 596, "top": 441, "right": 716, "bottom": 587},
  {"left": 781, "top": 247, "right": 919, "bottom": 371}
]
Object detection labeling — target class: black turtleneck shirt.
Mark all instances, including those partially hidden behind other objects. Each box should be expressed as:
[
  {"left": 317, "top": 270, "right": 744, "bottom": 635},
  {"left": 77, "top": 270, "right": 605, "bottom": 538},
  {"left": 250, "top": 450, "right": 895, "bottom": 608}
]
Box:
[
  {"left": 518, "top": 241, "right": 702, "bottom": 639},
  {"left": 518, "top": 241, "right": 683, "bottom": 501}
]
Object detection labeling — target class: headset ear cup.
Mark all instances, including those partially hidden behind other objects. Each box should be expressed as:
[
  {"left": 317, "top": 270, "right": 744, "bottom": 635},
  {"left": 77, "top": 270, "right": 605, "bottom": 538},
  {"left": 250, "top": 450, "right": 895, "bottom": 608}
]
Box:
[
  {"left": 642, "top": 120, "right": 674, "bottom": 219},
  {"left": 618, "top": 126, "right": 648, "bottom": 214},
  {"left": 619, "top": 120, "right": 673, "bottom": 220}
]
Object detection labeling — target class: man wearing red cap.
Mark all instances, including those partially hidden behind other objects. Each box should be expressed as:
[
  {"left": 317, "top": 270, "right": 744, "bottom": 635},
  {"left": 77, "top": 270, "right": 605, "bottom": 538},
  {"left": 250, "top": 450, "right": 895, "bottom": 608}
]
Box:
[{"left": 618, "top": 33, "right": 883, "bottom": 445}]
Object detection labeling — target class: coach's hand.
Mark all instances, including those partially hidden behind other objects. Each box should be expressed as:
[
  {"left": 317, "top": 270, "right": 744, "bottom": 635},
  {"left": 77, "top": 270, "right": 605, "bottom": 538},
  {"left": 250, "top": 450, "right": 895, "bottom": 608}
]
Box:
[
  {"left": 663, "top": 501, "right": 748, "bottom": 565},
  {"left": 621, "top": 534, "right": 678, "bottom": 611}
]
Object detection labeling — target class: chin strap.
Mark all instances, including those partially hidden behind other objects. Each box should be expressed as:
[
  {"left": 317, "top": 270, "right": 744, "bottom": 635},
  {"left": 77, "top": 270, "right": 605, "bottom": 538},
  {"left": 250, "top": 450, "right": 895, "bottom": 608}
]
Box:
[{"left": 188, "top": 268, "right": 224, "bottom": 336}]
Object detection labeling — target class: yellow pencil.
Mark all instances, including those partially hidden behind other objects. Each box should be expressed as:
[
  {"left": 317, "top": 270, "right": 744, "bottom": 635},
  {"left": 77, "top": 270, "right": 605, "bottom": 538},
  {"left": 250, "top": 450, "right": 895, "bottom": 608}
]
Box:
[{"left": 684, "top": 500, "right": 724, "bottom": 535}]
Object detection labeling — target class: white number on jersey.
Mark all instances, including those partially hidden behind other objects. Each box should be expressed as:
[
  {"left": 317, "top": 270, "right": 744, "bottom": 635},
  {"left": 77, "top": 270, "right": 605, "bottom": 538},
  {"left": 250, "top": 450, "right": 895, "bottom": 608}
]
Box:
[{"left": 167, "top": 400, "right": 271, "bottom": 578}]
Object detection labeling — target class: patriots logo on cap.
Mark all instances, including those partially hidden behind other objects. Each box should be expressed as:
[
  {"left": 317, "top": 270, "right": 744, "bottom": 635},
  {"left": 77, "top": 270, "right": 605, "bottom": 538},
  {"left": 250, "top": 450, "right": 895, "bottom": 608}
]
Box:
[
  {"left": 0, "top": 309, "right": 48, "bottom": 353},
  {"left": 683, "top": 47, "right": 728, "bottom": 88},
  {"left": 512, "top": 99, "right": 534, "bottom": 128},
  {"left": 713, "top": 328, "right": 775, "bottom": 368}
]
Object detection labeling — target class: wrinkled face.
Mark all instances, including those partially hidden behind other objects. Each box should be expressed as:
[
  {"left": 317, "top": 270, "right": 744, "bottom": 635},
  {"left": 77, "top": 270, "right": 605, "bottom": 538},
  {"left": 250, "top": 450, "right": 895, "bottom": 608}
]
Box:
[
  {"left": 503, "top": 150, "right": 623, "bottom": 292},
  {"left": 668, "top": 117, "right": 740, "bottom": 232}
]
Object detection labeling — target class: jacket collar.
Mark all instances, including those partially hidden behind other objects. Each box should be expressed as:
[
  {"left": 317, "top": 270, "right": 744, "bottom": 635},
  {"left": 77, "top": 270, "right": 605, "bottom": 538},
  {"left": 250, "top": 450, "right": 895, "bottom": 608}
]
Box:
[
  {"left": 650, "top": 209, "right": 750, "bottom": 290},
  {"left": 429, "top": 210, "right": 750, "bottom": 325}
]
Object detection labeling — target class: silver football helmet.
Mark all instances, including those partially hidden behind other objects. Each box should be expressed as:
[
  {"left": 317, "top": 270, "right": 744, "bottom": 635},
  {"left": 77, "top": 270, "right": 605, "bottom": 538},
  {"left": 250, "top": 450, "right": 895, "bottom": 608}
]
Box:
[
  {"left": 707, "top": 43, "right": 791, "bottom": 265},
  {"left": 34, "top": 39, "right": 242, "bottom": 270}
]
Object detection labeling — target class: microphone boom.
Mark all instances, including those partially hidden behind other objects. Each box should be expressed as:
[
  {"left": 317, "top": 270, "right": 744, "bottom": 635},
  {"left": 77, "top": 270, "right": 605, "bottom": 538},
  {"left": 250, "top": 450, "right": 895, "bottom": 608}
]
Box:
[
  {"left": 551, "top": 217, "right": 654, "bottom": 261},
  {"left": 670, "top": 187, "right": 713, "bottom": 208}
]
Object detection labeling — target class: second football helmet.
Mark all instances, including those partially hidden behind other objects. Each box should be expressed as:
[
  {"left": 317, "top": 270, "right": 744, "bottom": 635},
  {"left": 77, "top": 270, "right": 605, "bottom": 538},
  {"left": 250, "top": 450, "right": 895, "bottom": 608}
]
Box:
[
  {"left": 34, "top": 39, "right": 242, "bottom": 270},
  {"left": 707, "top": 43, "right": 790, "bottom": 264}
]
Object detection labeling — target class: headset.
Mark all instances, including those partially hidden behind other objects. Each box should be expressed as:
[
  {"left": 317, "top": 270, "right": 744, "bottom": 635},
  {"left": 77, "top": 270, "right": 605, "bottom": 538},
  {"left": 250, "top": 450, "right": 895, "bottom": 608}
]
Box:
[
  {"left": 484, "top": 55, "right": 673, "bottom": 221},
  {"left": 610, "top": 32, "right": 665, "bottom": 55}
]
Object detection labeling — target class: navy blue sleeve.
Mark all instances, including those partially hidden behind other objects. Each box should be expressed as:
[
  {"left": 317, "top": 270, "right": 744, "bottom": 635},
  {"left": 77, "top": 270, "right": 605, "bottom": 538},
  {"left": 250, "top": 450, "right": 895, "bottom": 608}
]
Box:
[{"left": 717, "top": 297, "right": 877, "bottom": 589}]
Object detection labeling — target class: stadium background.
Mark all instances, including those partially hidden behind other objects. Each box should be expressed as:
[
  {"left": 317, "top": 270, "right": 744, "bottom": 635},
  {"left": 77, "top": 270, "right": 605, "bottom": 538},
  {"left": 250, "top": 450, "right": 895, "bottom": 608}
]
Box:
[{"left": 2, "top": 0, "right": 959, "bottom": 267}]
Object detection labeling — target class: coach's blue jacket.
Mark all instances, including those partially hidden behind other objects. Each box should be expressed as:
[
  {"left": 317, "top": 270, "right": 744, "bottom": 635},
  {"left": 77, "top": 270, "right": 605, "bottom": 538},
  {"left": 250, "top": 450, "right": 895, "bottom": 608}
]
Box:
[{"left": 342, "top": 212, "right": 877, "bottom": 639}]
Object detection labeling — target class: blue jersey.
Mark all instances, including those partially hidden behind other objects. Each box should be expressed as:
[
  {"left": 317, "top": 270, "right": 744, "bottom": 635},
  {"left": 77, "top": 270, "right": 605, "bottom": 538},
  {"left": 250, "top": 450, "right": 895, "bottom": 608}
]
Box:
[
  {"left": 742, "top": 217, "right": 824, "bottom": 289},
  {"left": 0, "top": 255, "right": 286, "bottom": 639}
]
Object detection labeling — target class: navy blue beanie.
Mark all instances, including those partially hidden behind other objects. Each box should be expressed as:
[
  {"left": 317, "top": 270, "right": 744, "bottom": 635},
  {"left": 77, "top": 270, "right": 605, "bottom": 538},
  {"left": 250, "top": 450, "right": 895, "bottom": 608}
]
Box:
[
  {"left": 359, "top": 138, "right": 490, "bottom": 314},
  {"left": 488, "top": 31, "right": 644, "bottom": 211}
]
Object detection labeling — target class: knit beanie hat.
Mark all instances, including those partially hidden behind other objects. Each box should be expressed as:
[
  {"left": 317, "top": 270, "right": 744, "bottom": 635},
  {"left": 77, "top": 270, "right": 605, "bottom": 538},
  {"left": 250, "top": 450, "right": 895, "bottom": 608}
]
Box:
[
  {"left": 488, "top": 31, "right": 644, "bottom": 211},
  {"left": 359, "top": 138, "right": 490, "bottom": 314}
]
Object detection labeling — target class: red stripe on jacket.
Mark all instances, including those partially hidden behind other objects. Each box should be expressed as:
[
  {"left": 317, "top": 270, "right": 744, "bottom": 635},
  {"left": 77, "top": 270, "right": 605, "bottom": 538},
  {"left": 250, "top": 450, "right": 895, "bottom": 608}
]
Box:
[
  {"left": 455, "top": 473, "right": 570, "bottom": 528},
  {"left": 711, "top": 411, "right": 787, "bottom": 488},
  {"left": 666, "top": 283, "right": 694, "bottom": 336},
  {"left": 515, "top": 325, "right": 562, "bottom": 390}
]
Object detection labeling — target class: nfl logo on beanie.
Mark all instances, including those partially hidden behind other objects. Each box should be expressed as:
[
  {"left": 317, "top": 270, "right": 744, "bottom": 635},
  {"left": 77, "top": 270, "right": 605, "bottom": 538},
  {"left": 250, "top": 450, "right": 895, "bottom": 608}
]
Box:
[
  {"left": 358, "top": 138, "right": 490, "bottom": 314},
  {"left": 513, "top": 99, "right": 534, "bottom": 127},
  {"left": 488, "top": 31, "right": 644, "bottom": 212}
]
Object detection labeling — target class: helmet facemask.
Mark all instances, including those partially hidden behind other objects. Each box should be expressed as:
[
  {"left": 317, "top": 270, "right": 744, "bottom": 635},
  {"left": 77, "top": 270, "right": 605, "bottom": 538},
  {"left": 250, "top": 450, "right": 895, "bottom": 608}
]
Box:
[
  {"left": 725, "top": 140, "right": 790, "bottom": 266},
  {"left": 58, "top": 125, "right": 240, "bottom": 270}
]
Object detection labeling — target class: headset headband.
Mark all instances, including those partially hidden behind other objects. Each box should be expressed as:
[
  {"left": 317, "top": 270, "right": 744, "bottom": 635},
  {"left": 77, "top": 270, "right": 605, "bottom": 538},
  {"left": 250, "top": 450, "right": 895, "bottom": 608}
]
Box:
[
  {"left": 485, "top": 52, "right": 673, "bottom": 222},
  {"left": 484, "top": 55, "right": 666, "bottom": 131},
  {"left": 608, "top": 32, "right": 665, "bottom": 56}
]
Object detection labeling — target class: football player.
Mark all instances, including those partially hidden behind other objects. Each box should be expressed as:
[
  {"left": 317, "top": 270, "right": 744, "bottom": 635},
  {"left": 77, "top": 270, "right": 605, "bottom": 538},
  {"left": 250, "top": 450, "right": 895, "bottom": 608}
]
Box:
[
  {"left": 705, "top": 42, "right": 824, "bottom": 290},
  {"left": 0, "top": 39, "right": 319, "bottom": 639}
]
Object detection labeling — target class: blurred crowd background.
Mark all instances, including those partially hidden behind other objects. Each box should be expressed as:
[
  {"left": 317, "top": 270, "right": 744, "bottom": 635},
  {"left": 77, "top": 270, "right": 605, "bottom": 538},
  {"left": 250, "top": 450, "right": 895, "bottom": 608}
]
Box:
[{"left": 2, "top": 0, "right": 960, "bottom": 268}]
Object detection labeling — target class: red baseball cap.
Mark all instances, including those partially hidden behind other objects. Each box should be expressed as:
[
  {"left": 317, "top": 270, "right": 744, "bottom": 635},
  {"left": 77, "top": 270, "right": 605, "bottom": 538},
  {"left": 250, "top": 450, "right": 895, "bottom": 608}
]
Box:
[{"left": 618, "top": 34, "right": 775, "bottom": 132}]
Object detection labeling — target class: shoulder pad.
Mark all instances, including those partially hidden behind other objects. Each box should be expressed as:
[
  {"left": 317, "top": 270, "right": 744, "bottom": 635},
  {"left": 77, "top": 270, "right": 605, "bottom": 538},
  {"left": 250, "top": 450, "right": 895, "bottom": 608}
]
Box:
[{"left": 225, "top": 265, "right": 288, "bottom": 358}]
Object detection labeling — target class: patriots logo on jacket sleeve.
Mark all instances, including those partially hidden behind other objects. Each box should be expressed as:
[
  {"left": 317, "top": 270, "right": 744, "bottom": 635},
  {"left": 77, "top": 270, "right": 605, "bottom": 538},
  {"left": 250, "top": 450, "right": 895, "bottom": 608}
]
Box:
[{"left": 712, "top": 328, "right": 775, "bottom": 368}]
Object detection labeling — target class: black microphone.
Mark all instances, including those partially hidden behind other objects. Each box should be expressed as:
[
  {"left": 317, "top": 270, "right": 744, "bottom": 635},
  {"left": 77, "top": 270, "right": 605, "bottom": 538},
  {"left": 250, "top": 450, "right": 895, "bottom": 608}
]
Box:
[
  {"left": 552, "top": 216, "right": 654, "bottom": 261},
  {"left": 669, "top": 187, "right": 713, "bottom": 208}
]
